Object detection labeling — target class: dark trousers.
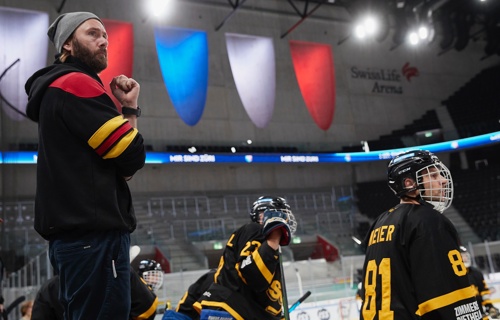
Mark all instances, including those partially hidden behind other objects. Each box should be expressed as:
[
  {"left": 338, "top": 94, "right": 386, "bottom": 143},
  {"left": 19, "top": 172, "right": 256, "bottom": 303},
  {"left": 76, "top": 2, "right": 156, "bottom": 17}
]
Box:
[{"left": 49, "top": 230, "right": 131, "bottom": 320}]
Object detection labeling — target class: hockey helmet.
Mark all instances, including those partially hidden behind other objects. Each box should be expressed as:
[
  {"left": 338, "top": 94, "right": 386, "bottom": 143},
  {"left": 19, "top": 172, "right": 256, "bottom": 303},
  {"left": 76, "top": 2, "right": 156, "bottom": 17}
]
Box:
[
  {"left": 250, "top": 196, "right": 297, "bottom": 234},
  {"left": 460, "top": 247, "right": 472, "bottom": 268},
  {"left": 138, "top": 259, "right": 163, "bottom": 291},
  {"left": 387, "top": 150, "right": 453, "bottom": 213}
]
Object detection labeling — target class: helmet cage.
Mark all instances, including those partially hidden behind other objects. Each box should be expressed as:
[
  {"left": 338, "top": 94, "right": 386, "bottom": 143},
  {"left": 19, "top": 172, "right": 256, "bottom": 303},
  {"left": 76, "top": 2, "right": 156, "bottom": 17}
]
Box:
[
  {"left": 142, "top": 269, "right": 164, "bottom": 292},
  {"left": 415, "top": 162, "right": 453, "bottom": 213},
  {"left": 138, "top": 259, "right": 164, "bottom": 291},
  {"left": 271, "top": 206, "right": 297, "bottom": 235},
  {"left": 387, "top": 150, "right": 453, "bottom": 213}
]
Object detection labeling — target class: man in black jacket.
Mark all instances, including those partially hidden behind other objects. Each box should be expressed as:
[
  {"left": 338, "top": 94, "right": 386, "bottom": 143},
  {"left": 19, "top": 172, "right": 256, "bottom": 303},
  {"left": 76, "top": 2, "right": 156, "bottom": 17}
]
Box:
[{"left": 25, "top": 11, "right": 145, "bottom": 320}]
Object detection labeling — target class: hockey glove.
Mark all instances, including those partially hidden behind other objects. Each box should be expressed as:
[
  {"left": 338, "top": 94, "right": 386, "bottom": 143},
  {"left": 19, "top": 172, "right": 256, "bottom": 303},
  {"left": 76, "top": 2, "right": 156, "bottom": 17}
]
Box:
[
  {"left": 262, "top": 210, "right": 291, "bottom": 246},
  {"left": 487, "top": 305, "right": 500, "bottom": 319}
]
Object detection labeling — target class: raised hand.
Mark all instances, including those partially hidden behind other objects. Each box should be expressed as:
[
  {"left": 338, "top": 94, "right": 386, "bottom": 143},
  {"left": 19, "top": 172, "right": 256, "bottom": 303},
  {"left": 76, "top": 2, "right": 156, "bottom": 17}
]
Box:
[
  {"left": 262, "top": 210, "right": 292, "bottom": 246},
  {"left": 110, "top": 75, "right": 140, "bottom": 107}
]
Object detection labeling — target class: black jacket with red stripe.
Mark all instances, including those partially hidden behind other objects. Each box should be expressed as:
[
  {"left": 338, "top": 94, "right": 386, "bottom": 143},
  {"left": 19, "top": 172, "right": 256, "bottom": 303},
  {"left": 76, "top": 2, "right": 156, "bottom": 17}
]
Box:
[{"left": 25, "top": 56, "right": 145, "bottom": 239}]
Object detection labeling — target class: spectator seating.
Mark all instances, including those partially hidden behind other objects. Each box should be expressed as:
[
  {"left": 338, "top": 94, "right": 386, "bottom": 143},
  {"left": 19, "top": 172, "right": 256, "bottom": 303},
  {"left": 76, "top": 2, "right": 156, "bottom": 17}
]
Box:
[{"left": 443, "top": 64, "right": 500, "bottom": 138}]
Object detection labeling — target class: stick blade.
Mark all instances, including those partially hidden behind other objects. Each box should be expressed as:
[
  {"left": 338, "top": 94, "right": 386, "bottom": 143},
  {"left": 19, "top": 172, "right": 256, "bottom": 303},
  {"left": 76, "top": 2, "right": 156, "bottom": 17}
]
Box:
[{"left": 130, "top": 245, "right": 141, "bottom": 263}]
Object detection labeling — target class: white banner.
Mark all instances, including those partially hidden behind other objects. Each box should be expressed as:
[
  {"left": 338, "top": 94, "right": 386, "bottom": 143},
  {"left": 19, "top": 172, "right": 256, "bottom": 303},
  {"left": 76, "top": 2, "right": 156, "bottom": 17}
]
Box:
[
  {"left": 0, "top": 7, "right": 48, "bottom": 121},
  {"left": 225, "top": 33, "right": 276, "bottom": 128}
]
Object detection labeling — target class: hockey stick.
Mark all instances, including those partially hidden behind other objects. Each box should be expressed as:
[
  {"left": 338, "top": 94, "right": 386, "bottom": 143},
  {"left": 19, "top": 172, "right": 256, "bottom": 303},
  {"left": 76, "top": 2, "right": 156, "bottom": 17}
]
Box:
[
  {"left": 0, "top": 59, "right": 28, "bottom": 119},
  {"left": 2, "top": 295, "right": 26, "bottom": 320},
  {"left": 289, "top": 290, "right": 312, "bottom": 313},
  {"left": 130, "top": 245, "right": 141, "bottom": 263},
  {"left": 279, "top": 246, "right": 290, "bottom": 320}
]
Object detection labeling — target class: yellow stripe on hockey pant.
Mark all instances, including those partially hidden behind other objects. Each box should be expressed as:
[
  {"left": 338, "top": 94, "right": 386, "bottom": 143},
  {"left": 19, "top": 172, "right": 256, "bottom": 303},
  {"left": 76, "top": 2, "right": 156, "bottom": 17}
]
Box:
[
  {"left": 200, "top": 301, "right": 243, "bottom": 320},
  {"left": 416, "top": 286, "right": 476, "bottom": 316}
]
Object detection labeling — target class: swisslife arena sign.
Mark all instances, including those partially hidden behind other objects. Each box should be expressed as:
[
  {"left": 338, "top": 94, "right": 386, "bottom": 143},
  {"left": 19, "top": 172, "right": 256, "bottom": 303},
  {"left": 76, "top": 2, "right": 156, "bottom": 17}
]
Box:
[{"left": 350, "top": 62, "right": 419, "bottom": 94}]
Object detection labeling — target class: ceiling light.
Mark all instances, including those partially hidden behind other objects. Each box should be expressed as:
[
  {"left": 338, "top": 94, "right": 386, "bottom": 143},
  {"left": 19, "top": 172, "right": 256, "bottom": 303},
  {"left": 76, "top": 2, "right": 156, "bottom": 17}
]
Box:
[
  {"left": 418, "top": 26, "right": 429, "bottom": 39},
  {"left": 408, "top": 31, "right": 420, "bottom": 45},
  {"left": 363, "top": 16, "right": 379, "bottom": 36},
  {"left": 354, "top": 24, "right": 367, "bottom": 39},
  {"left": 148, "top": 0, "right": 174, "bottom": 18}
]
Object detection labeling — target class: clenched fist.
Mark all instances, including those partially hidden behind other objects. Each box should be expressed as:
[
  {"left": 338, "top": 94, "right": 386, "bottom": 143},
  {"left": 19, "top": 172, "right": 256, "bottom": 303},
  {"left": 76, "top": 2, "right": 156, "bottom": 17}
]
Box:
[{"left": 110, "top": 75, "right": 140, "bottom": 107}]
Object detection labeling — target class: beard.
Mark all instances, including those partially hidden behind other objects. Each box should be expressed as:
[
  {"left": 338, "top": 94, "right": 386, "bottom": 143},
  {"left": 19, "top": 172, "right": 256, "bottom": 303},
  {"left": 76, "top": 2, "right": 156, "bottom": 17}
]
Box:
[{"left": 72, "top": 38, "right": 107, "bottom": 74}]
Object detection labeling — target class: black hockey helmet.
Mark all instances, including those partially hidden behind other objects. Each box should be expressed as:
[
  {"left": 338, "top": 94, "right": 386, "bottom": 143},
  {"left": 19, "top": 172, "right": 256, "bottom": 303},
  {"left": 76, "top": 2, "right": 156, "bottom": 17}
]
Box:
[
  {"left": 138, "top": 259, "right": 163, "bottom": 291},
  {"left": 460, "top": 246, "right": 472, "bottom": 268},
  {"left": 250, "top": 196, "right": 289, "bottom": 222},
  {"left": 250, "top": 196, "right": 297, "bottom": 234},
  {"left": 138, "top": 259, "right": 161, "bottom": 275},
  {"left": 387, "top": 150, "right": 453, "bottom": 212}
]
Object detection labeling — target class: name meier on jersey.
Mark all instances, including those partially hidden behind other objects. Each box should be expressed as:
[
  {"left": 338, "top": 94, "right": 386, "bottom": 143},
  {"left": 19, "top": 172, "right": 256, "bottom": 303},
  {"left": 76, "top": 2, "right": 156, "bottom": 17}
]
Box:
[{"left": 368, "top": 224, "right": 395, "bottom": 246}]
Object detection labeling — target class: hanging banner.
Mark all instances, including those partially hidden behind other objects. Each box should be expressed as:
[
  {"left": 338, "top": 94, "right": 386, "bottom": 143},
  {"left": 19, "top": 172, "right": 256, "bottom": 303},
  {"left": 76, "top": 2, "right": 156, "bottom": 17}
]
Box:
[
  {"left": 0, "top": 7, "right": 48, "bottom": 121},
  {"left": 154, "top": 26, "right": 208, "bottom": 126},
  {"left": 99, "top": 19, "right": 134, "bottom": 110},
  {"left": 289, "top": 40, "right": 335, "bottom": 131},
  {"left": 226, "top": 33, "right": 276, "bottom": 128}
]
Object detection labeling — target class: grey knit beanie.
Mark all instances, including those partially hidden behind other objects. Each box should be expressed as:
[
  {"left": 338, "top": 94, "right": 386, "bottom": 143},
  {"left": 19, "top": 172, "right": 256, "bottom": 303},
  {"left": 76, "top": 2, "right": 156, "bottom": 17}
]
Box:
[{"left": 47, "top": 12, "right": 103, "bottom": 53}]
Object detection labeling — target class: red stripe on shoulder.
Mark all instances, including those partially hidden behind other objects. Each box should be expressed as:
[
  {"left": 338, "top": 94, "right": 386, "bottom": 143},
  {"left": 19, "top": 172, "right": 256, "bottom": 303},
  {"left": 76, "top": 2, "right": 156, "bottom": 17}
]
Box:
[{"left": 49, "top": 72, "right": 106, "bottom": 98}]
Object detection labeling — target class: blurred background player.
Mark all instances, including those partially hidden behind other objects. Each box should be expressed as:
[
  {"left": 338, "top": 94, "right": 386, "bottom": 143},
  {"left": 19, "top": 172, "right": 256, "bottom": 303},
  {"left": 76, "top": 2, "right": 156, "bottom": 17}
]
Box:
[
  {"left": 360, "top": 150, "right": 479, "bottom": 319},
  {"left": 138, "top": 259, "right": 164, "bottom": 293},
  {"left": 197, "top": 196, "right": 297, "bottom": 320},
  {"left": 461, "top": 248, "right": 500, "bottom": 319},
  {"left": 355, "top": 282, "right": 363, "bottom": 311}
]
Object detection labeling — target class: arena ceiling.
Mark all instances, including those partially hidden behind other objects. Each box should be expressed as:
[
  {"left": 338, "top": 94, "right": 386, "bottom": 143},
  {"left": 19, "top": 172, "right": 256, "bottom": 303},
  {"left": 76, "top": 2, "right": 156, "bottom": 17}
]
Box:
[{"left": 183, "top": 0, "right": 500, "bottom": 56}]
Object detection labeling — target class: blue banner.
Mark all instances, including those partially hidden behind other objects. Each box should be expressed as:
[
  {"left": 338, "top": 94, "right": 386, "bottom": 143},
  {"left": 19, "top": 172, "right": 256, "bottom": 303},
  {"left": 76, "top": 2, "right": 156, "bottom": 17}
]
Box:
[
  {"left": 154, "top": 26, "right": 208, "bottom": 126},
  {"left": 2, "top": 131, "right": 499, "bottom": 164}
]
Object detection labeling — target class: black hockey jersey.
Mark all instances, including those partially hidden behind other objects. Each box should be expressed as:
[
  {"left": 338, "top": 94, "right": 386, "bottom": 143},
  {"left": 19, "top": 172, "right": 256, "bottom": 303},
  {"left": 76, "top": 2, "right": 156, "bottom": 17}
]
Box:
[
  {"left": 198, "top": 222, "right": 283, "bottom": 320},
  {"left": 360, "top": 202, "right": 478, "bottom": 319},
  {"left": 176, "top": 269, "right": 216, "bottom": 319}
]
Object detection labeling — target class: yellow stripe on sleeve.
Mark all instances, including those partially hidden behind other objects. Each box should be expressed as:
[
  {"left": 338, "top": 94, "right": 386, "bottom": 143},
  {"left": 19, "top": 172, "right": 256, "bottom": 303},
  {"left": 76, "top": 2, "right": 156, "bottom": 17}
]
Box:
[
  {"left": 175, "top": 292, "right": 189, "bottom": 312},
  {"left": 88, "top": 116, "right": 128, "bottom": 148},
  {"left": 235, "top": 262, "right": 248, "bottom": 285},
  {"left": 252, "top": 250, "right": 274, "bottom": 284},
  {"left": 102, "top": 128, "right": 138, "bottom": 159},
  {"left": 416, "top": 286, "right": 476, "bottom": 316},
  {"left": 214, "top": 257, "right": 224, "bottom": 284},
  {"left": 135, "top": 296, "right": 158, "bottom": 319}
]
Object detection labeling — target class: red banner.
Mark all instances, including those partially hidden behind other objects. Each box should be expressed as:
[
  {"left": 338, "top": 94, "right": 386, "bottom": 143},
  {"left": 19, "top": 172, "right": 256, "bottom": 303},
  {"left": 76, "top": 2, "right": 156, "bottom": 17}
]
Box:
[
  {"left": 99, "top": 19, "right": 134, "bottom": 110},
  {"left": 289, "top": 40, "right": 336, "bottom": 131}
]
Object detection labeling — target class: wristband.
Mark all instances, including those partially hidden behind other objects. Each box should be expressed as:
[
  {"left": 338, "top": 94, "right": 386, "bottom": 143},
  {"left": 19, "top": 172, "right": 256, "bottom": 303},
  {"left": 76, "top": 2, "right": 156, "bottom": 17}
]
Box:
[{"left": 122, "top": 106, "right": 141, "bottom": 117}]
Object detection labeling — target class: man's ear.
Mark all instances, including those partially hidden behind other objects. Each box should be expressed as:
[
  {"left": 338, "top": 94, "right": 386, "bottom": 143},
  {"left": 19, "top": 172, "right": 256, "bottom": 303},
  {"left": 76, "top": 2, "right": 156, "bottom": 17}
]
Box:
[
  {"left": 404, "top": 177, "right": 416, "bottom": 189},
  {"left": 62, "top": 40, "right": 72, "bottom": 53}
]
